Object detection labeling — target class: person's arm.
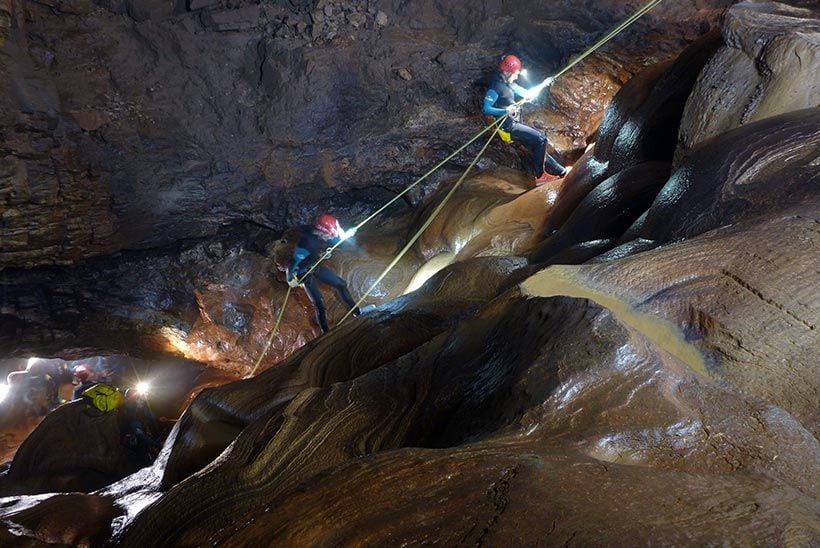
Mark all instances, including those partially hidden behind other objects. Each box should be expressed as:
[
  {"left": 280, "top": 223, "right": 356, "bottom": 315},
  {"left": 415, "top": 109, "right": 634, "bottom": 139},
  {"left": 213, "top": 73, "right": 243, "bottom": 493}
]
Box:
[
  {"left": 482, "top": 89, "right": 506, "bottom": 117},
  {"left": 286, "top": 246, "right": 310, "bottom": 286},
  {"left": 511, "top": 80, "right": 551, "bottom": 102},
  {"left": 289, "top": 247, "right": 309, "bottom": 275}
]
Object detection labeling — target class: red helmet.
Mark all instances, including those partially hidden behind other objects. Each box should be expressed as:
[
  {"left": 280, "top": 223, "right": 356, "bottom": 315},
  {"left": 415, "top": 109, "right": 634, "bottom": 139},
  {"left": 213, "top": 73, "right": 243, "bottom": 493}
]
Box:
[
  {"left": 499, "top": 54, "right": 522, "bottom": 74},
  {"left": 73, "top": 365, "right": 90, "bottom": 381},
  {"left": 313, "top": 214, "right": 340, "bottom": 238}
]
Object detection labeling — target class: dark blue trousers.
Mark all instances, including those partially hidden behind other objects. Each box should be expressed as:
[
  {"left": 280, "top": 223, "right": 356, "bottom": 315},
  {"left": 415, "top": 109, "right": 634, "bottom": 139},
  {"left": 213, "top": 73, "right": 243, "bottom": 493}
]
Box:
[{"left": 506, "top": 121, "right": 565, "bottom": 176}]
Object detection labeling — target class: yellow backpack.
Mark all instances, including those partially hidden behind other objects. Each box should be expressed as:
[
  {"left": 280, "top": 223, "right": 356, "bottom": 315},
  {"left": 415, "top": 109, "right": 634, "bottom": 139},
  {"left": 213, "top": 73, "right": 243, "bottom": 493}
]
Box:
[{"left": 82, "top": 383, "right": 125, "bottom": 412}]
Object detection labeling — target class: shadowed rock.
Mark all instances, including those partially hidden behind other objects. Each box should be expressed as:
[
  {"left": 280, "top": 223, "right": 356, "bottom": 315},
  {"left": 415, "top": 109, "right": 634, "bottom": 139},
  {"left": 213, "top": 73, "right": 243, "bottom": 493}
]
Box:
[
  {"left": 606, "top": 32, "right": 721, "bottom": 174},
  {"left": 0, "top": 493, "right": 118, "bottom": 546},
  {"left": 116, "top": 252, "right": 818, "bottom": 544},
  {"left": 530, "top": 161, "right": 671, "bottom": 263},
  {"left": 0, "top": 401, "right": 132, "bottom": 496},
  {"left": 542, "top": 146, "right": 610, "bottom": 236},
  {"left": 546, "top": 33, "right": 720, "bottom": 235},
  {"left": 641, "top": 108, "right": 820, "bottom": 243},
  {"left": 0, "top": 0, "right": 727, "bottom": 270},
  {"left": 0, "top": 2, "right": 817, "bottom": 545},
  {"left": 573, "top": 205, "right": 820, "bottom": 433},
  {"left": 160, "top": 256, "right": 528, "bottom": 487}
]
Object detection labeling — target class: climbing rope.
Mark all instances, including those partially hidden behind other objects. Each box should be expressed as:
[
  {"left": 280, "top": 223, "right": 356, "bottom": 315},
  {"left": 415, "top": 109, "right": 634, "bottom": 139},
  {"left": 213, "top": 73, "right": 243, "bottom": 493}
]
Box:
[
  {"left": 247, "top": 285, "right": 293, "bottom": 377},
  {"left": 547, "top": 0, "right": 664, "bottom": 83},
  {"left": 245, "top": 118, "right": 505, "bottom": 376},
  {"left": 332, "top": 0, "right": 666, "bottom": 327},
  {"left": 247, "top": 0, "right": 665, "bottom": 374},
  {"left": 337, "top": 124, "right": 502, "bottom": 326},
  {"left": 291, "top": 116, "right": 505, "bottom": 285}
]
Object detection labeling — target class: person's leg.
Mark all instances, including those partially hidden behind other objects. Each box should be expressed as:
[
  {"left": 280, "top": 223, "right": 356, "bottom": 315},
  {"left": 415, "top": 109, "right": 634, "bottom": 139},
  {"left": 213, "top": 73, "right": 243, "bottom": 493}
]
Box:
[
  {"left": 509, "top": 122, "right": 548, "bottom": 176},
  {"left": 544, "top": 150, "right": 567, "bottom": 176},
  {"left": 46, "top": 377, "right": 60, "bottom": 408},
  {"left": 315, "top": 267, "right": 359, "bottom": 315},
  {"left": 301, "top": 274, "right": 330, "bottom": 332},
  {"left": 510, "top": 122, "right": 566, "bottom": 176}
]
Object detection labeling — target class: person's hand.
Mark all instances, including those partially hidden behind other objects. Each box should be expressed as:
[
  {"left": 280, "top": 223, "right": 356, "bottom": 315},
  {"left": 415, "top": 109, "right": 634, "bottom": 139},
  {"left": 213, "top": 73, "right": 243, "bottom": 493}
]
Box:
[
  {"left": 524, "top": 80, "right": 551, "bottom": 102},
  {"left": 505, "top": 104, "right": 520, "bottom": 116},
  {"left": 286, "top": 270, "right": 300, "bottom": 288},
  {"left": 543, "top": 76, "right": 555, "bottom": 87}
]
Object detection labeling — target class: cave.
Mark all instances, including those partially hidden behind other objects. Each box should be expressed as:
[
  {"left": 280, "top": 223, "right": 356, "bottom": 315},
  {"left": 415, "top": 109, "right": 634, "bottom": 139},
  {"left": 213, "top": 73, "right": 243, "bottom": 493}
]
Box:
[{"left": 1, "top": 0, "right": 818, "bottom": 545}]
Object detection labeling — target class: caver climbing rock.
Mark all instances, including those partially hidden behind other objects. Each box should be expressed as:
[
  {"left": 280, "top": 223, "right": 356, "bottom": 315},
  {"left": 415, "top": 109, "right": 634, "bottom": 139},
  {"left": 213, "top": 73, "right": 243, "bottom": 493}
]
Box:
[
  {"left": 119, "top": 388, "right": 162, "bottom": 471},
  {"left": 71, "top": 364, "right": 97, "bottom": 401},
  {"left": 482, "top": 54, "right": 568, "bottom": 185},
  {"left": 286, "top": 214, "right": 361, "bottom": 333}
]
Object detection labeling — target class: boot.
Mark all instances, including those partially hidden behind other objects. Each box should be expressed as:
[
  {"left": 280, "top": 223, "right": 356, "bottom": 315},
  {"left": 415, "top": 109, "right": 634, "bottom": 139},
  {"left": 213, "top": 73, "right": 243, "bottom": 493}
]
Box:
[{"left": 535, "top": 172, "right": 561, "bottom": 185}]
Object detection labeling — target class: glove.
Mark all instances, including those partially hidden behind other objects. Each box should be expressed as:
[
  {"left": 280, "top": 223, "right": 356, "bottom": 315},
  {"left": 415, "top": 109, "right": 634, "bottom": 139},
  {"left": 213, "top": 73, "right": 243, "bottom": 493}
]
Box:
[
  {"left": 524, "top": 80, "right": 551, "bottom": 102},
  {"left": 505, "top": 104, "right": 520, "bottom": 116},
  {"left": 286, "top": 269, "right": 300, "bottom": 288},
  {"left": 543, "top": 76, "right": 555, "bottom": 87}
]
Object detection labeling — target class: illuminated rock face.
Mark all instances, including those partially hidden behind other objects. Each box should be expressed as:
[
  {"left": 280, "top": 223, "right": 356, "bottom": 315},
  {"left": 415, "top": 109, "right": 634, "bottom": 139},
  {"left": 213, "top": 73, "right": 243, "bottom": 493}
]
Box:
[
  {"left": 0, "top": 0, "right": 818, "bottom": 545},
  {"left": 676, "top": 0, "right": 820, "bottom": 163}
]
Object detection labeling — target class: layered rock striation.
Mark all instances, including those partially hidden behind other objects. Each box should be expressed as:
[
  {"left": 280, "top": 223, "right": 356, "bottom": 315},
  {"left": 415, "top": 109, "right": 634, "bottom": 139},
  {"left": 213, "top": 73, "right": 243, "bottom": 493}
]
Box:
[{"left": 0, "top": 0, "right": 818, "bottom": 545}]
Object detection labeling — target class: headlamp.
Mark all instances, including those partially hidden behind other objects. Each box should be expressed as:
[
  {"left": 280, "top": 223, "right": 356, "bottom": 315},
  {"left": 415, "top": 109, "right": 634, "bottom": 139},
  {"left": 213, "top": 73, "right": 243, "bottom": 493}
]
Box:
[{"left": 135, "top": 381, "right": 151, "bottom": 397}]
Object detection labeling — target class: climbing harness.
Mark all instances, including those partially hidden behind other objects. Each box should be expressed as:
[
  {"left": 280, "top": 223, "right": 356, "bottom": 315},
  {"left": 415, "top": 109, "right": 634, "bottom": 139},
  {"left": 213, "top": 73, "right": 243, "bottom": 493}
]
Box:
[{"left": 247, "top": 0, "right": 665, "bottom": 375}]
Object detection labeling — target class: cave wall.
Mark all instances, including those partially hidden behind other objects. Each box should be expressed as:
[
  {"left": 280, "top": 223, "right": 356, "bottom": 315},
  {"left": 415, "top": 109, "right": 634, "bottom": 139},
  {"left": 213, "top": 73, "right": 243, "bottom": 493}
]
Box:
[
  {"left": 0, "top": 0, "right": 731, "bottom": 269},
  {"left": 0, "top": 1, "right": 818, "bottom": 545}
]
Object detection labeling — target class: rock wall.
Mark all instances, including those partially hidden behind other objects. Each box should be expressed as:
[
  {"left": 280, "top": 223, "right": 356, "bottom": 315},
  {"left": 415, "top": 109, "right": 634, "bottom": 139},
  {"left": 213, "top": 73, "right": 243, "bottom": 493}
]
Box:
[
  {"left": 0, "top": 1, "right": 818, "bottom": 545},
  {"left": 0, "top": 0, "right": 730, "bottom": 268},
  {"left": 676, "top": 0, "right": 820, "bottom": 162}
]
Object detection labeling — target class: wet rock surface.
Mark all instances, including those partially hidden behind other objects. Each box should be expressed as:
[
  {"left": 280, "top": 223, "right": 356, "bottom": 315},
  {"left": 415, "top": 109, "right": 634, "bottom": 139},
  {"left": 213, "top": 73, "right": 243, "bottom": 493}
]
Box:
[
  {"left": 0, "top": 0, "right": 818, "bottom": 545},
  {"left": 676, "top": 0, "right": 820, "bottom": 163}
]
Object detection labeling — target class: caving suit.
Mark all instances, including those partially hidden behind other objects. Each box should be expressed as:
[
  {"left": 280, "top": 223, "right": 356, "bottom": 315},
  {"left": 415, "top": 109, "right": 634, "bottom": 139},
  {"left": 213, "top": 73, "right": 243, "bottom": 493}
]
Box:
[
  {"left": 288, "top": 226, "right": 359, "bottom": 333},
  {"left": 119, "top": 399, "right": 161, "bottom": 469},
  {"left": 483, "top": 72, "right": 566, "bottom": 176}
]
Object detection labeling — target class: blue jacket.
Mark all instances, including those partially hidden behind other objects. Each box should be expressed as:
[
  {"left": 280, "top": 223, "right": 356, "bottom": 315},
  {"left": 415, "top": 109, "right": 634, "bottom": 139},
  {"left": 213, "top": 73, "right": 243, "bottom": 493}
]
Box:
[
  {"left": 483, "top": 72, "right": 547, "bottom": 128},
  {"left": 289, "top": 225, "right": 341, "bottom": 277}
]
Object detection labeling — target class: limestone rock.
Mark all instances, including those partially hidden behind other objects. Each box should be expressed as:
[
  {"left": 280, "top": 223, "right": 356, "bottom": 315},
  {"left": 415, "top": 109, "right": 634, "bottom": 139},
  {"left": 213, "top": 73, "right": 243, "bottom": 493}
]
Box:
[
  {"left": 201, "top": 6, "right": 261, "bottom": 32},
  {"left": 0, "top": 4, "right": 816, "bottom": 543},
  {"left": 642, "top": 108, "right": 820, "bottom": 243},
  {"left": 1, "top": 401, "right": 134, "bottom": 496},
  {"left": 546, "top": 33, "right": 720, "bottom": 236},
  {"left": 676, "top": 1, "right": 820, "bottom": 162}
]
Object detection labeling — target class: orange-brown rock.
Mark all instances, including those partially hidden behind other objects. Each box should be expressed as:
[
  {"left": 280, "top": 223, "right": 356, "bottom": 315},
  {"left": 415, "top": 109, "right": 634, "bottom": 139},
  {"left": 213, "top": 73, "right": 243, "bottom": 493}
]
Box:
[
  {"left": 112, "top": 218, "right": 818, "bottom": 543},
  {"left": 0, "top": 2, "right": 817, "bottom": 545},
  {"left": 0, "top": 0, "right": 728, "bottom": 269}
]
